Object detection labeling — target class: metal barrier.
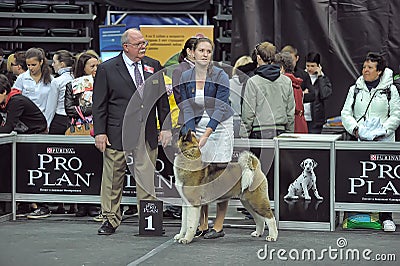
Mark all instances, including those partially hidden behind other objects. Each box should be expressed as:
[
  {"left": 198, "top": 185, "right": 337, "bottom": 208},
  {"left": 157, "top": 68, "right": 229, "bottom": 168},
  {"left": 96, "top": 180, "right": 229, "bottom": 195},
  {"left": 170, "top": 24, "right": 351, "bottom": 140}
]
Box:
[
  {"left": 1, "top": 133, "right": 399, "bottom": 229},
  {"left": 0, "top": 133, "right": 16, "bottom": 221}
]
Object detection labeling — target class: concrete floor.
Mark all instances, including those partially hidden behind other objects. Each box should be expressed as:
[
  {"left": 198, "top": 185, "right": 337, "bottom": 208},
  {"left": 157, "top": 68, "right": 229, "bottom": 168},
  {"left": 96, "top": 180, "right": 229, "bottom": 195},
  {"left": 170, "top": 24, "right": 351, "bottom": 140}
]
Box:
[{"left": 0, "top": 206, "right": 399, "bottom": 266}]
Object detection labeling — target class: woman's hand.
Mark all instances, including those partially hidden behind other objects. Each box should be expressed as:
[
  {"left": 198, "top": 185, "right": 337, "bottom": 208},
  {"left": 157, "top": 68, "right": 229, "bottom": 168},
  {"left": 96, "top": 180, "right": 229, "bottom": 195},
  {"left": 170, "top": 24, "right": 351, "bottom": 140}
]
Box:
[
  {"left": 199, "top": 127, "right": 213, "bottom": 148},
  {"left": 317, "top": 64, "right": 323, "bottom": 76}
]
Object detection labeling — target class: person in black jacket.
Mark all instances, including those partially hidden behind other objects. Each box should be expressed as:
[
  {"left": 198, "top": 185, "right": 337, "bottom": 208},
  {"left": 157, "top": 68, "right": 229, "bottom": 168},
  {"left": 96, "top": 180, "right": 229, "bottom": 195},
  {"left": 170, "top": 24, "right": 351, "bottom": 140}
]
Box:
[
  {"left": 65, "top": 52, "right": 100, "bottom": 218},
  {"left": 302, "top": 52, "right": 332, "bottom": 133},
  {"left": 0, "top": 74, "right": 46, "bottom": 134},
  {"left": 65, "top": 53, "right": 98, "bottom": 121},
  {"left": 93, "top": 28, "right": 172, "bottom": 235}
]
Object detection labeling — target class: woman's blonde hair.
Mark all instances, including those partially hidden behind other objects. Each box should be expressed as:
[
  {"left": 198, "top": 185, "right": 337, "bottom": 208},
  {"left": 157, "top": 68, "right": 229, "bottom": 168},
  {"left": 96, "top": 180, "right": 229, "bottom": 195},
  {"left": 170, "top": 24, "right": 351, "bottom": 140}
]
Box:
[
  {"left": 232, "top": 55, "right": 252, "bottom": 76},
  {"left": 6, "top": 53, "right": 15, "bottom": 72}
]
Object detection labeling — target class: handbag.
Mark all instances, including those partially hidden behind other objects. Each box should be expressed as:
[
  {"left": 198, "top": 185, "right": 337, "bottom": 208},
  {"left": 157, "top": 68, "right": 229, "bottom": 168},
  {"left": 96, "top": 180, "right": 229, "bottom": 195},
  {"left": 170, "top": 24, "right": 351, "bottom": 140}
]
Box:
[{"left": 65, "top": 106, "right": 93, "bottom": 136}]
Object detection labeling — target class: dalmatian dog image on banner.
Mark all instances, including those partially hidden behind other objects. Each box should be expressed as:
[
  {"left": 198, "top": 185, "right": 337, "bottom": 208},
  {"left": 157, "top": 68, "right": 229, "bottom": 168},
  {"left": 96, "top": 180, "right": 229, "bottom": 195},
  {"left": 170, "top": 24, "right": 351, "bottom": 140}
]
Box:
[{"left": 279, "top": 149, "right": 330, "bottom": 223}]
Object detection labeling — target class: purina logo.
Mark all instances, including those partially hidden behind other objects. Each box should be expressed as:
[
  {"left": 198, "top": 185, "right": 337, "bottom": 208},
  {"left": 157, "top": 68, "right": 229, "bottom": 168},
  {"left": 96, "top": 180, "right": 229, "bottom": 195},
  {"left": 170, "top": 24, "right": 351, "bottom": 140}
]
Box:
[
  {"left": 46, "top": 147, "right": 76, "bottom": 154},
  {"left": 370, "top": 154, "right": 400, "bottom": 161}
]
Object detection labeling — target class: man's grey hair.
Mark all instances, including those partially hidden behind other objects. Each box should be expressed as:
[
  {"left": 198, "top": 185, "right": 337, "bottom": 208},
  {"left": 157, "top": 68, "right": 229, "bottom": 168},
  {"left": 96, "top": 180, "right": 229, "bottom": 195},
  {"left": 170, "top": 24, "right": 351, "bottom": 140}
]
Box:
[{"left": 120, "top": 28, "right": 140, "bottom": 46}]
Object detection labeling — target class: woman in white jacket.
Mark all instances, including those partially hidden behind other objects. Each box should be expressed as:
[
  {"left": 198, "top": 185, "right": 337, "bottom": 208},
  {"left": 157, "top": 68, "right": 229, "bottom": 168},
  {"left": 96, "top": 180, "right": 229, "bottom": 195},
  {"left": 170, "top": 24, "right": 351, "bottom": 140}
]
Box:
[{"left": 341, "top": 52, "right": 400, "bottom": 232}]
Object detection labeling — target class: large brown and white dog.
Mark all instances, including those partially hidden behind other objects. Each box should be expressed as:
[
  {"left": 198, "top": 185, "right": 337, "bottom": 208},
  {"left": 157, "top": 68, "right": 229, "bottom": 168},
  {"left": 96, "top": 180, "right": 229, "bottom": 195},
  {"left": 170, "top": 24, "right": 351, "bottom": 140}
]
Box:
[{"left": 173, "top": 129, "right": 278, "bottom": 244}]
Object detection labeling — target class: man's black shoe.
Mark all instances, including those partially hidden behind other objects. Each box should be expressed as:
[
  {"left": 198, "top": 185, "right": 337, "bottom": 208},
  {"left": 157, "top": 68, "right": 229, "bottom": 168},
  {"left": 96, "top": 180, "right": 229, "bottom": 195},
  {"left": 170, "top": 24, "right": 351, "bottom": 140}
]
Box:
[
  {"left": 124, "top": 206, "right": 138, "bottom": 216},
  {"left": 98, "top": 221, "right": 116, "bottom": 235}
]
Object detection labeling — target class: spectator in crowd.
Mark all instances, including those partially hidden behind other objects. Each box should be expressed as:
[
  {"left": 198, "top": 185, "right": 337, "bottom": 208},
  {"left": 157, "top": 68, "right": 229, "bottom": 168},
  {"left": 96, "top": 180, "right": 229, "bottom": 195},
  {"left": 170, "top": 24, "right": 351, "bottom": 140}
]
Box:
[
  {"left": 230, "top": 55, "right": 253, "bottom": 139},
  {"left": 13, "top": 47, "right": 53, "bottom": 124},
  {"left": 281, "top": 45, "right": 315, "bottom": 106},
  {"left": 10, "top": 51, "right": 28, "bottom": 78},
  {"left": 341, "top": 52, "right": 400, "bottom": 232},
  {"left": 240, "top": 41, "right": 295, "bottom": 158},
  {"left": 93, "top": 28, "right": 172, "bottom": 235},
  {"left": 5, "top": 53, "right": 16, "bottom": 84},
  {"left": 6, "top": 53, "right": 14, "bottom": 72},
  {"left": 237, "top": 49, "right": 258, "bottom": 108},
  {"left": 229, "top": 55, "right": 253, "bottom": 117},
  {"left": 172, "top": 36, "right": 198, "bottom": 105},
  {"left": 12, "top": 48, "right": 53, "bottom": 219},
  {"left": 46, "top": 50, "right": 75, "bottom": 134},
  {"left": 0, "top": 74, "right": 47, "bottom": 134},
  {"left": 65, "top": 52, "right": 100, "bottom": 218},
  {"left": 0, "top": 48, "right": 7, "bottom": 75},
  {"left": 275, "top": 52, "right": 308, "bottom": 133},
  {"left": 179, "top": 37, "right": 234, "bottom": 239},
  {"left": 4, "top": 50, "right": 38, "bottom": 216},
  {"left": 303, "top": 52, "right": 332, "bottom": 133}
]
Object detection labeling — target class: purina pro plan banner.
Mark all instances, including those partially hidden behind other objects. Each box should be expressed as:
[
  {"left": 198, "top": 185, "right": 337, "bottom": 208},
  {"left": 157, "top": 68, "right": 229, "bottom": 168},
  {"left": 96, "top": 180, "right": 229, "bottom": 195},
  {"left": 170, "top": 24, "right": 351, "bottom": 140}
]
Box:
[
  {"left": 15, "top": 143, "right": 178, "bottom": 198},
  {"left": 336, "top": 150, "right": 400, "bottom": 204},
  {"left": 16, "top": 143, "right": 103, "bottom": 195}
]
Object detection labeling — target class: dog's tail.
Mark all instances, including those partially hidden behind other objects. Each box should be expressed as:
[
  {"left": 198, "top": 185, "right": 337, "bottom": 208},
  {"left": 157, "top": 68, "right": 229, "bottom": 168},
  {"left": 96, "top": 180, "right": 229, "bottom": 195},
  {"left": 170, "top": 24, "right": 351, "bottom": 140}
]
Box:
[{"left": 238, "top": 151, "right": 261, "bottom": 192}]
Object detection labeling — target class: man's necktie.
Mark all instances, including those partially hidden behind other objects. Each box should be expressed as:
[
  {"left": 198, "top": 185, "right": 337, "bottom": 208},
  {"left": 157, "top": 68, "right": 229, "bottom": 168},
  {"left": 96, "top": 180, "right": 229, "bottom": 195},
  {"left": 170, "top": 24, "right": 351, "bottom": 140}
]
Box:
[{"left": 133, "top": 62, "right": 144, "bottom": 97}]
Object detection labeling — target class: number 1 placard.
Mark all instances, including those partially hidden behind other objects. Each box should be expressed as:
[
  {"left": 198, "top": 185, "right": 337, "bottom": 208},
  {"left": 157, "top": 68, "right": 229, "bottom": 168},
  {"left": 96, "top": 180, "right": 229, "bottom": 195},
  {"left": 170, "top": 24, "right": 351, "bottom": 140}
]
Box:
[{"left": 139, "top": 200, "right": 163, "bottom": 236}]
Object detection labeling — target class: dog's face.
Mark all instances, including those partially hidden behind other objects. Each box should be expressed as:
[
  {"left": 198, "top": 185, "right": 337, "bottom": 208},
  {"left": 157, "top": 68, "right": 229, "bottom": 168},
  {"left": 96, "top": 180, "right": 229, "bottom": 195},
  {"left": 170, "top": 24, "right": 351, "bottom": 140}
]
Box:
[
  {"left": 177, "top": 129, "right": 201, "bottom": 159},
  {"left": 300, "top": 158, "right": 317, "bottom": 172}
]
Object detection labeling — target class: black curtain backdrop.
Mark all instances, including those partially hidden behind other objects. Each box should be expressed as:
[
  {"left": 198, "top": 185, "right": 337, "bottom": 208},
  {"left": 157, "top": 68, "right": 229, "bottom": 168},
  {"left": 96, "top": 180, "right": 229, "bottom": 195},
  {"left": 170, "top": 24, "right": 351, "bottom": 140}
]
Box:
[
  {"left": 232, "top": 0, "right": 400, "bottom": 118},
  {"left": 94, "top": 0, "right": 210, "bottom": 11}
]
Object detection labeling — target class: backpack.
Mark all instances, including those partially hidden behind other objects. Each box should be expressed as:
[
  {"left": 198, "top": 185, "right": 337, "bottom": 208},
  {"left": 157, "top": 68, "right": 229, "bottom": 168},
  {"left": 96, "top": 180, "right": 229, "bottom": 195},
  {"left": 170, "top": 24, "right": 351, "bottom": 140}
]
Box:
[{"left": 351, "top": 86, "right": 391, "bottom": 119}]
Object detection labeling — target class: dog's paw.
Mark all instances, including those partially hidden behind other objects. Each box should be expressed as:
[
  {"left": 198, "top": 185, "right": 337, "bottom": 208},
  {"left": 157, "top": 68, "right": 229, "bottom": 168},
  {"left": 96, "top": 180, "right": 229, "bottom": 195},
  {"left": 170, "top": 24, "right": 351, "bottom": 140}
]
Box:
[
  {"left": 316, "top": 196, "right": 323, "bottom": 201},
  {"left": 178, "top": 238, "right": 192, "bottom": 244},
  {"left": 251, "top": 231, "right": 262, "bottom": 237},
  {"left": 266, "top": 236, "right": 277, "bottom": 242},
  {"left": 174, "top": 233, "right": 184, "bottom": 241},
  {"left": 304, "top": 196, "right": 311, "bottom": 201}
]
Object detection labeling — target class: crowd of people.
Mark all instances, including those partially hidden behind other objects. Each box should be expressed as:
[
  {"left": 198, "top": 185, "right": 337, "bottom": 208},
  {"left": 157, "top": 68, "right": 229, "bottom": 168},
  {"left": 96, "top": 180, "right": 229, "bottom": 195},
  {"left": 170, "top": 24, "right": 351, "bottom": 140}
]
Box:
[{"left": 1, "top": 28, "right": 399, "bottom": 235}]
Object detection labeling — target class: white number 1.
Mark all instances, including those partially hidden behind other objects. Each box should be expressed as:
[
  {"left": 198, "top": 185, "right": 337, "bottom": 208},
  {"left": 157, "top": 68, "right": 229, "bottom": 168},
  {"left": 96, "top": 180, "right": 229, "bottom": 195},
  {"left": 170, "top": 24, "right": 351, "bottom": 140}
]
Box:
[{"left": 144, "top": 215, "right": 155, "bottom": 230}]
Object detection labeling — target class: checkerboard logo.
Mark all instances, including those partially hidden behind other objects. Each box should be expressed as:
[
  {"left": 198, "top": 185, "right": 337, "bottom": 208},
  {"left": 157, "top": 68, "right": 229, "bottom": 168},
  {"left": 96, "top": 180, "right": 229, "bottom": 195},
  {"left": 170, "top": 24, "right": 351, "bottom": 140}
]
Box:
[
  {"left": 370, "top": 154, "right": 376, "bottom": 161},
  {"left": 47, "top": 147, "right": 53, "bottom": 153}
]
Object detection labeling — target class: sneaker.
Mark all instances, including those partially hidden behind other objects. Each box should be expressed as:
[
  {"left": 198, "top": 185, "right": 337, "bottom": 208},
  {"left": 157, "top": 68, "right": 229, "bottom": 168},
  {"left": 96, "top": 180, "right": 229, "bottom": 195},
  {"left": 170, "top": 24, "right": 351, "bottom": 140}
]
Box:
[
  {"left": 93, "top": 213, "right": 104, "bottom": 222},
  {"left": 383, "top": 220, "right": 396, "bottom": 232},
  {"left": 27, "top": 207, "right": 51, "bottom": 219}
]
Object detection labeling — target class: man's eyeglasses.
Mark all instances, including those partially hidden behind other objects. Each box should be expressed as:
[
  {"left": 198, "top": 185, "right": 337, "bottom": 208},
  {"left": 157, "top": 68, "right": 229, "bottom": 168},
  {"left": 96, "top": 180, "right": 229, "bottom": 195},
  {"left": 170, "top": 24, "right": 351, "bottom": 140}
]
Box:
[{"left": 125, "top": 41, "right": 149, "bottom": 48}]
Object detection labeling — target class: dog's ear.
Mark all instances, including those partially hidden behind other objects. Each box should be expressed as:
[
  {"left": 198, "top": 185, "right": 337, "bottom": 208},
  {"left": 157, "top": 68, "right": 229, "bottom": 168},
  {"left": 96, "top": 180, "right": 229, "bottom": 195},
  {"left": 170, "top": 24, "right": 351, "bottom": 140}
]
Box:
[
  {"left": 300, "top": 160, "right": 305, "bottom": 169},
  {"left": 184, "top": 128, "right": 192, "bottom": 142},
  {"left": 312, "top": 159, "right": 318, "bottom": 168}
]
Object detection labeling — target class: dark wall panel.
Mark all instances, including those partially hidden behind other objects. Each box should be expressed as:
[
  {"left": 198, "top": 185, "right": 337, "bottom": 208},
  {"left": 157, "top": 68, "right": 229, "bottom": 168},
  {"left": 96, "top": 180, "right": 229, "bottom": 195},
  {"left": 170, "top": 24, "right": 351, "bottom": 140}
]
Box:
[{"left": 232, "top": 0, "right": 400, "bottom": 118}]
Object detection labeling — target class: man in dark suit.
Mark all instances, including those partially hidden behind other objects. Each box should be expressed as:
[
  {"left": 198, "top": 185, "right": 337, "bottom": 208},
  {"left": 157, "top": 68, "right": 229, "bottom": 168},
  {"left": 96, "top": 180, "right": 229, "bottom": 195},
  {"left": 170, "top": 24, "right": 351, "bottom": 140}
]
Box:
[{"left": 93, "top": 28, "right": 172, "bottom": 235}]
